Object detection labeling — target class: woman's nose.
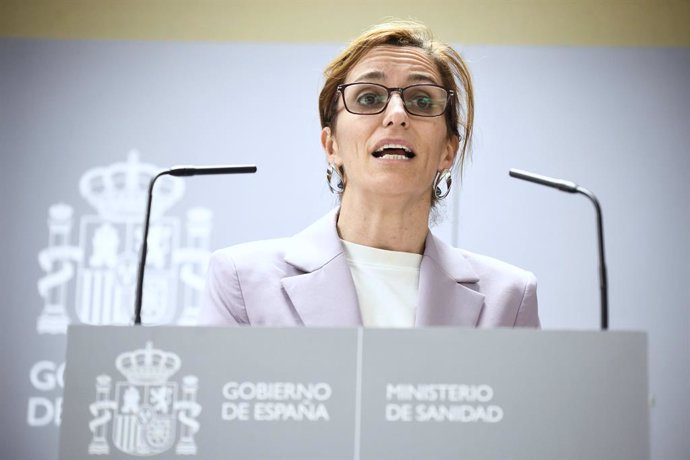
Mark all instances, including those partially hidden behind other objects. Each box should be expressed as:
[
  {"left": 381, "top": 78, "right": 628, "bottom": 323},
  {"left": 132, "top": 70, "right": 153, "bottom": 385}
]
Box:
[{"left": 383, "top": 93, "right": 409, "bottom": 127}]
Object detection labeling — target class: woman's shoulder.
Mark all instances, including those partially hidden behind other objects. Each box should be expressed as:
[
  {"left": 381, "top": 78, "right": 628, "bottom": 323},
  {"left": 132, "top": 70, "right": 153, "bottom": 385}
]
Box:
[
  {"left": 458, "top": 248, "right": 536, "bottom": 282},
  {"left": 210, "top": 209, "right": 342, "bottom": 274},
  {"left": 458, "top": 248, "right": 539, "bottom": 328},
  {"left": 425, "top": 232, "right": 535, "bottom": 284},
  {"left": 209, "top": 237, "right": 291, "bottom": 271},
  {"left": 424, "top": 234, "right": 539, "bottom": 327}
]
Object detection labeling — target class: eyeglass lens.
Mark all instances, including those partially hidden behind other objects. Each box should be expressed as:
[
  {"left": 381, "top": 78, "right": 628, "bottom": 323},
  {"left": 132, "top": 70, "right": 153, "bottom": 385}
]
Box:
[{"left": 342, "top": 83, "right": 448, "bottom": 117}]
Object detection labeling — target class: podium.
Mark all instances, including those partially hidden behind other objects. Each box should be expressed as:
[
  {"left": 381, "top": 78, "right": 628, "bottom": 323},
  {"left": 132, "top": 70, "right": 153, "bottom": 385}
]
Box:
[{"left": 59, "top": 326, "right": 649, "bottom": 459}]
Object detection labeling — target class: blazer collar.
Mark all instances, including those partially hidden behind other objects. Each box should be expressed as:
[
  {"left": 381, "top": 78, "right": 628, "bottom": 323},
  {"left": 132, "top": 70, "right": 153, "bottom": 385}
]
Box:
[
  {"left": 416, "top": 233, "right": 485, "bottom": 327},
  {"left": 284, "top": 208, "right": 343, "bottom": 272},
  {"left": 281, "top": 209, "right": 362, "bottom": 326},
  {"left": 282, "top": 208, "right": 485, "bottom": 328}
]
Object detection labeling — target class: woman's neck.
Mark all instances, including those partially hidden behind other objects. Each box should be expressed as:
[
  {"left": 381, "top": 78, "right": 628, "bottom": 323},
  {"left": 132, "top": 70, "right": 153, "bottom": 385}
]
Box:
[{"left": 336, "top": 192, "right": 431, "bottom": 254}]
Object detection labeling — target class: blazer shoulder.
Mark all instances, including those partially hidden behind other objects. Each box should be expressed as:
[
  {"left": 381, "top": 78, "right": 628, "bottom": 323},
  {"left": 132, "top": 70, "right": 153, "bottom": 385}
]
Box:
[
  {"left": 458, "top": 249, "right": 539, "bottom": 328},
  {"left": 458, "top": 249, "right": 536, "bottom": 284},
  {"left": 200, "top": 237, "right": 295, "bottom": 325},
  {"left": 210, "top": 237, "right": 291, "bottom": 272}
]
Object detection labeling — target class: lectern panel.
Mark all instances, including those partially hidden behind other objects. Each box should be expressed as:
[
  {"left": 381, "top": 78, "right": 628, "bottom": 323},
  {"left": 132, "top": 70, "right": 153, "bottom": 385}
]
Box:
[{"left": 60, "top": 326, "right": 648, "bottom": 460}]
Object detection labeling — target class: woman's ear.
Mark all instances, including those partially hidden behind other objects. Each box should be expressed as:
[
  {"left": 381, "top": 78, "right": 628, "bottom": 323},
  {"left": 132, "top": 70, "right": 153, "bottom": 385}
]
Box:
[
  {"left": 321, "top": 127, "right": 340, "bottom": 164},
  {"left": 440, "top": 134, "right": 460, "bottom": 170}
]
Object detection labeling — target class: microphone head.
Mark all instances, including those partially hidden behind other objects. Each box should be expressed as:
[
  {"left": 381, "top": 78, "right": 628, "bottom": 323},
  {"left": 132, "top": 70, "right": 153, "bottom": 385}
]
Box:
[
  {"left": 509, "top": 168, "right": 578, "bottom": 193},
  {"left": 167, "top": 165, "right": 258, "bottom": 177}
]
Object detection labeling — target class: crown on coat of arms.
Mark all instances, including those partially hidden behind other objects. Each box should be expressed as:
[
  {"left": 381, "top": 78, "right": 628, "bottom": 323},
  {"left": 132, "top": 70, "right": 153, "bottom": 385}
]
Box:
[
  {"left": 115, "top": 341, "right": 181, "bottom": 385},
  {"left": 78, "top": 150, "right": 184, "bottom": 223}
]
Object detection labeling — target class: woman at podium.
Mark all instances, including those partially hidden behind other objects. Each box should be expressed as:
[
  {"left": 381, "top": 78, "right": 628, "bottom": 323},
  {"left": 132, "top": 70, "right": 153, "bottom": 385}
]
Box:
[{"left": 200, "top": 21, "right": 539, "bottom": 328}]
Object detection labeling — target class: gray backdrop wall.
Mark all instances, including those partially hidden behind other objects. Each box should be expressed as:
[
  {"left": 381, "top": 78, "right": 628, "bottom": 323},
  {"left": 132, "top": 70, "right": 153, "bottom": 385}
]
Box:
[{"left": 1, "top": 39, "right": 688, "bottom": 459}]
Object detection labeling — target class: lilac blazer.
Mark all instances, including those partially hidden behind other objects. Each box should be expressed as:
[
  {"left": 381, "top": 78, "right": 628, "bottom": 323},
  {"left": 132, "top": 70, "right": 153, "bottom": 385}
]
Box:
[{"left": 200, "top": 209, "right": 540, "bottom": 328}]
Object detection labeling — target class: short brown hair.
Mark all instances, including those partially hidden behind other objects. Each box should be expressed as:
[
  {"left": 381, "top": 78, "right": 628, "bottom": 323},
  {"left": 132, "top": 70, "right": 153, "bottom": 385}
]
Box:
[{"left": 318, "top": 20, "right": 474, "bottom": 173}]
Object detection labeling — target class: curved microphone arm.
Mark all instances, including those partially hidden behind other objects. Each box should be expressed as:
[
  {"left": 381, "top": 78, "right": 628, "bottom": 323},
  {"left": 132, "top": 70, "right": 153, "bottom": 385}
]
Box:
[
  {"left": 133, "top": 170, "right": 167, "bottom": 326},
  {"left": 509, "top": 168, "right": 609, "bottom": 330},
  {"left": 134, "top": 164, "right": 257, "bottom": 325},
  {"left": 573, "top": 185, "right": 608, "bottom": 330}
]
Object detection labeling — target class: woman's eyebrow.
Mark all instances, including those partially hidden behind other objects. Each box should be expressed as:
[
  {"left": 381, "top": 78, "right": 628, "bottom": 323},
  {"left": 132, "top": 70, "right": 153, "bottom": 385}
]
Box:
[
  {"left": 351, "top": 70, "right": 439, "bottom": 85},
  {"left": 408, "top": 73, "right": 439, "bottom": 84},
  {"left": 351, "top": 70, "right": 385, "bottom": 82}
]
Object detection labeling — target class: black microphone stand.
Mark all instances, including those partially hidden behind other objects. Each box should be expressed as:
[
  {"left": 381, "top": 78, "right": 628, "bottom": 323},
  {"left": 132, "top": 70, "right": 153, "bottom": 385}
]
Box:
[
  {"left": 134, "top": 165, "right": 257, "bottom": 325},
  {"left": 509, "top": 169, "right": 609, "bottom": 330}
]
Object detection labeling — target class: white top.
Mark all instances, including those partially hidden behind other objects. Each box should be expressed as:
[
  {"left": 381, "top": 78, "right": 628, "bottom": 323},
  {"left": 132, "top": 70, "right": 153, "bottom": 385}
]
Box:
[{"left": 341, "top": 239, "right": 423, "bottom": 328}]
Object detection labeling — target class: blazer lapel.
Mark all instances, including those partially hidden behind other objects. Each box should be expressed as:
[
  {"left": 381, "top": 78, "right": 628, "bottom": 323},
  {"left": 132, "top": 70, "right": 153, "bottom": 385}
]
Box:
[
  {"left": 416, "top": 233, "right": 485, "bottom": 327},
  {"left": 280, "top": 211, "right": 483, "bottom": 327},
  {"left": 281, "top": 209, "right": 362, "bottom": 326}
]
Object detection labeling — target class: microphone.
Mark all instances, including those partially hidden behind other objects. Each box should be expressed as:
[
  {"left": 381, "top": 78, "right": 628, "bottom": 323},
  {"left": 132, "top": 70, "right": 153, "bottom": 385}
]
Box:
[
  {"left": 508, "top": 168, "right": 578, "bottom": 193},
  {"left": 509, "top": 168, "right": 609, "bottom": 330},
  {"left": 167, "top": 165, "right": 258, "bottom": 177},
  {"left": 134, "top": 164, "right": 258, "bottom": 325}
]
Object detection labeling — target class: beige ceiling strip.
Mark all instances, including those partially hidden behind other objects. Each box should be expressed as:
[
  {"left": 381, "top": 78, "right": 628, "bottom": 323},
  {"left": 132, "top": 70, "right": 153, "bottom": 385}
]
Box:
[{"left": 1, "top": 0, "right": 689, "bottom": 46}]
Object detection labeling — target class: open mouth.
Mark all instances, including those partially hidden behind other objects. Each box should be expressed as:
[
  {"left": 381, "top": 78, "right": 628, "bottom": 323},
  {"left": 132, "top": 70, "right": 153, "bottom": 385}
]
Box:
[{"left": 372, "top": 144, "right": 416, "bottom": 160}]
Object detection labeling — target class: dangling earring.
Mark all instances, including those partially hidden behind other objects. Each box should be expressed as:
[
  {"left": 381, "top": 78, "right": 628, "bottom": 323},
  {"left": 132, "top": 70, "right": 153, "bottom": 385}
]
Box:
[
  {"left": 326, "top": 163, "right": 345, "bottom": 194},
  {"left": 433, "top": 169, "right": 452, "bottom": 199}
]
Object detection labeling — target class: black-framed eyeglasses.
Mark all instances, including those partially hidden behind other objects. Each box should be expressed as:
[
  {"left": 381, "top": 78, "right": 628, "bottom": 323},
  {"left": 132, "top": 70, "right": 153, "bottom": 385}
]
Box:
[{"left": 336, "top": 82, "right": 453, "bottom": 117}]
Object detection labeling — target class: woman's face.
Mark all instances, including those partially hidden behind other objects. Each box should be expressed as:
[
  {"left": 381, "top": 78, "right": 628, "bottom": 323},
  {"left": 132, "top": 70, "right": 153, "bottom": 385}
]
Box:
[{"left": 322, "top": 45, "right": 458, "bottom": 205}]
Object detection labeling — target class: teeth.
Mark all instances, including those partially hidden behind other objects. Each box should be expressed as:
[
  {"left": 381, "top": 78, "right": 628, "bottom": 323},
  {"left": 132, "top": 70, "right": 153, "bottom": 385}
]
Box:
[
  {"left": 379, "top": 154, "right": 410, "bottom": 160},
  {"left": 375, "top": 144, "right": 411, "bottom": 153}
]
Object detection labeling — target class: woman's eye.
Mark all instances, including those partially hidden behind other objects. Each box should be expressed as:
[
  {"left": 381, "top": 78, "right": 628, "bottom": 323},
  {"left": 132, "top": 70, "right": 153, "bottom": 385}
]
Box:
[
  {"left": 411, "top": 95, "right": 433, "bottom": 109},
  {"left": 408, "top": 92, "right": 434, "bottom": 111},
  {"left": 357, "top": 93, "right": 383, "bottom": 106}
]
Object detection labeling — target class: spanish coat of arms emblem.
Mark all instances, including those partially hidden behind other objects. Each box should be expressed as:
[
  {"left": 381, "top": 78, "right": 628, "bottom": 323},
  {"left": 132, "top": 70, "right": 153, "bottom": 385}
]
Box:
[
  {"left": 36, "top": 151, "right": 212, "bottom": 332},
  {"left": 88, "top": 342, "right": 201, "bottom": 456}
]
